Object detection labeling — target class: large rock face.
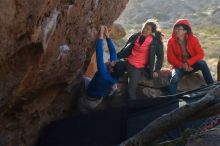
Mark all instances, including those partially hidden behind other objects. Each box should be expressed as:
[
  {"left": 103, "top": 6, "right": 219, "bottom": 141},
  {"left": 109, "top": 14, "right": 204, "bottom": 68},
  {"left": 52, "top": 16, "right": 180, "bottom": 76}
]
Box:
[{"left": 0, "top": 0, "right": 128, "bottom": 145}]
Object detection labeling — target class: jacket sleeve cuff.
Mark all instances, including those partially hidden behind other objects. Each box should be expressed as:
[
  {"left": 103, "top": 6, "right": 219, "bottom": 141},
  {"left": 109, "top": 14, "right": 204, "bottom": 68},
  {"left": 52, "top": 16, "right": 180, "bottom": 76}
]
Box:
[
  {"left": 178, "top": 63, "right": 183, "bottom": 69},
  {"left": 187, "top": 60, "right": 192, "bottom": 66}
]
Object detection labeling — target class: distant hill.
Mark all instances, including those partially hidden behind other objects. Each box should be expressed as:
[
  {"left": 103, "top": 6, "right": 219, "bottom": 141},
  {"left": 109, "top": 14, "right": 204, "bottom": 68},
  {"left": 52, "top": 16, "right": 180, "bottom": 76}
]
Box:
[{"left": 116, "top": 0, "right": 220, "bottom": 28}]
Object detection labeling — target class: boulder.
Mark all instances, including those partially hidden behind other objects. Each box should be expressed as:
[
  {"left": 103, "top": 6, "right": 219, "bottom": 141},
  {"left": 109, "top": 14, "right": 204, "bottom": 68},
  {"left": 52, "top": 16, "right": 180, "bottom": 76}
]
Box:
[
  {"left": 0, "top": 0, "right": 128, "bottom": 145},
  {"left": 139, "top": 68, "right": 206, "bottom": 97},
  {"left": 109, "top": 23, "right": 126, "bottom": 40}
]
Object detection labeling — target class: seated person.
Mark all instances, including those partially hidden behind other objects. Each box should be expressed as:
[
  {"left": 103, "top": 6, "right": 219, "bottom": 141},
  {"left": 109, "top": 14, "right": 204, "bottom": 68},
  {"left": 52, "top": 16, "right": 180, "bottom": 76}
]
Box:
[
  {"left": 117, "top": 19, "right": 164, "bottom": 100},
  {"left": 167, "top": 19, "right": 214, "bottom": 95}
]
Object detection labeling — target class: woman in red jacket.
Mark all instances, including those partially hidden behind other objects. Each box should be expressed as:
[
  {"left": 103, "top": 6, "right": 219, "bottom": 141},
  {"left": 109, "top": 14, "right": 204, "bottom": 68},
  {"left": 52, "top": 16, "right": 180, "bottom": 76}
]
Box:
[{"left": 167, "top": 19, "right": 214, "bottom": 95}]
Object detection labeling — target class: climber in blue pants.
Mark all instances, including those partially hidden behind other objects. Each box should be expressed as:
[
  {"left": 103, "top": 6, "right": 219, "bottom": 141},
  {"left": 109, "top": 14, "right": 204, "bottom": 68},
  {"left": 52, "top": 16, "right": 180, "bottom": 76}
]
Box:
[{"left": 78, "top": 25, "right": 126, "bottom": 112}]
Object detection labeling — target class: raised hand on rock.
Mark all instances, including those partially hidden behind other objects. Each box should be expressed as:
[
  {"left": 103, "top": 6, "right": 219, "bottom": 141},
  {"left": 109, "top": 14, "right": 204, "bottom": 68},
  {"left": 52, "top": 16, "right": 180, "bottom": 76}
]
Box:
[
  {"left": 104, "top": 26, "right": 110, "bottom": 38},
  {"left": 99, "top": 25, "right": 105, "bottom": 39}
]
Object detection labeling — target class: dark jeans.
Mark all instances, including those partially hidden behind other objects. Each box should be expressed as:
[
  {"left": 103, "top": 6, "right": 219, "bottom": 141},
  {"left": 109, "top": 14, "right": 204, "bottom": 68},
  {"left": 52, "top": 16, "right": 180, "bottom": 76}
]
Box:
[{"left": 169, "top": 60, "right": 214, "bottom": 95}]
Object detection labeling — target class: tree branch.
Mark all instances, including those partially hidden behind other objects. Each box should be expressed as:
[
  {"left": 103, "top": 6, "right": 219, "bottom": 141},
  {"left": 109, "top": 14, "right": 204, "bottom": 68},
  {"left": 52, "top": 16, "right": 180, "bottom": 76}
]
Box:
[{"left": 120, "top": 85, "right": 220, "bottom": 146}]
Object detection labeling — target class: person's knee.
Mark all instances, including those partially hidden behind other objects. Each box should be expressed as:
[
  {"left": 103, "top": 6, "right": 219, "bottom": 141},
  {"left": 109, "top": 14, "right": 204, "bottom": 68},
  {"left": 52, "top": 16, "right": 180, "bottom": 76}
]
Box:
[
  {"left": 128, "top": 79, "right": 138, "bottom": 90},
  {"left": 170, "top": 75, "right": 180, "bottom": 83},
  {"left": 170, "top": 73, "right": 181, "bottom": 84},
  {"left": 196, "top": 60, "right": 207, "bottom": 67},
  {"left": 194, "top": 60, "right": 211, "bottom": 72}
]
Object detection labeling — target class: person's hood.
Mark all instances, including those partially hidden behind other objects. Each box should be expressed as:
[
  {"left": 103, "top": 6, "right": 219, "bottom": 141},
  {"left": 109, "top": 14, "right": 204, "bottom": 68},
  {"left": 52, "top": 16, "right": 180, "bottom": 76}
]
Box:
[{"left": 172, "top": 19, "right": 193, "bottom": 39}]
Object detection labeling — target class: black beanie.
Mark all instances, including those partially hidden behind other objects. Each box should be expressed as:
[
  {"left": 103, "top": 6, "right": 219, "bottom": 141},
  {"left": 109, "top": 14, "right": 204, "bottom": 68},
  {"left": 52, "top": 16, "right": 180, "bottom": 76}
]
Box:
[{"left": 112, "top": 61, "right": 126, "bottom": 77}]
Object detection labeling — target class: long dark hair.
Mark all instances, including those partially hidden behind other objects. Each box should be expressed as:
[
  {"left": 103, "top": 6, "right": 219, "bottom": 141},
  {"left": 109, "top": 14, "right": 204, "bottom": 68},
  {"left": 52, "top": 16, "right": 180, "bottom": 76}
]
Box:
[
  {"left": 107, "top": 61, "right": 126, "bottom": 78},
  {"left": 142, "top": 19, "right": 164, "bottom": 43}
]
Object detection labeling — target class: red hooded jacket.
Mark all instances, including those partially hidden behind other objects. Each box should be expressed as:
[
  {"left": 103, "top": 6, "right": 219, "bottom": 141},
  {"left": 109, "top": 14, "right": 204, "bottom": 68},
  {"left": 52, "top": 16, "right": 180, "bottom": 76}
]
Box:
[{"left": 167, "top": 19, "right": 204, "bottom": 68}]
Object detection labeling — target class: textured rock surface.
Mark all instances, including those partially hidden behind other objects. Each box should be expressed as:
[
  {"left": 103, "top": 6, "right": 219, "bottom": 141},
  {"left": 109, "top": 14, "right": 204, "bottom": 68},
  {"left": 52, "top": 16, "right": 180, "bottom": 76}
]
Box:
[
  {"left": 186, "top": 126, "right": 220, "bottom": 146},
  {"left": 109, "top": 23, "right": 126, "bottom": 40},
  {"left": 0, "top": 0, "right": 128, "bottom": 145},
  {"left": 139, "top": 69, "right": 206, "bottom": 97}
]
